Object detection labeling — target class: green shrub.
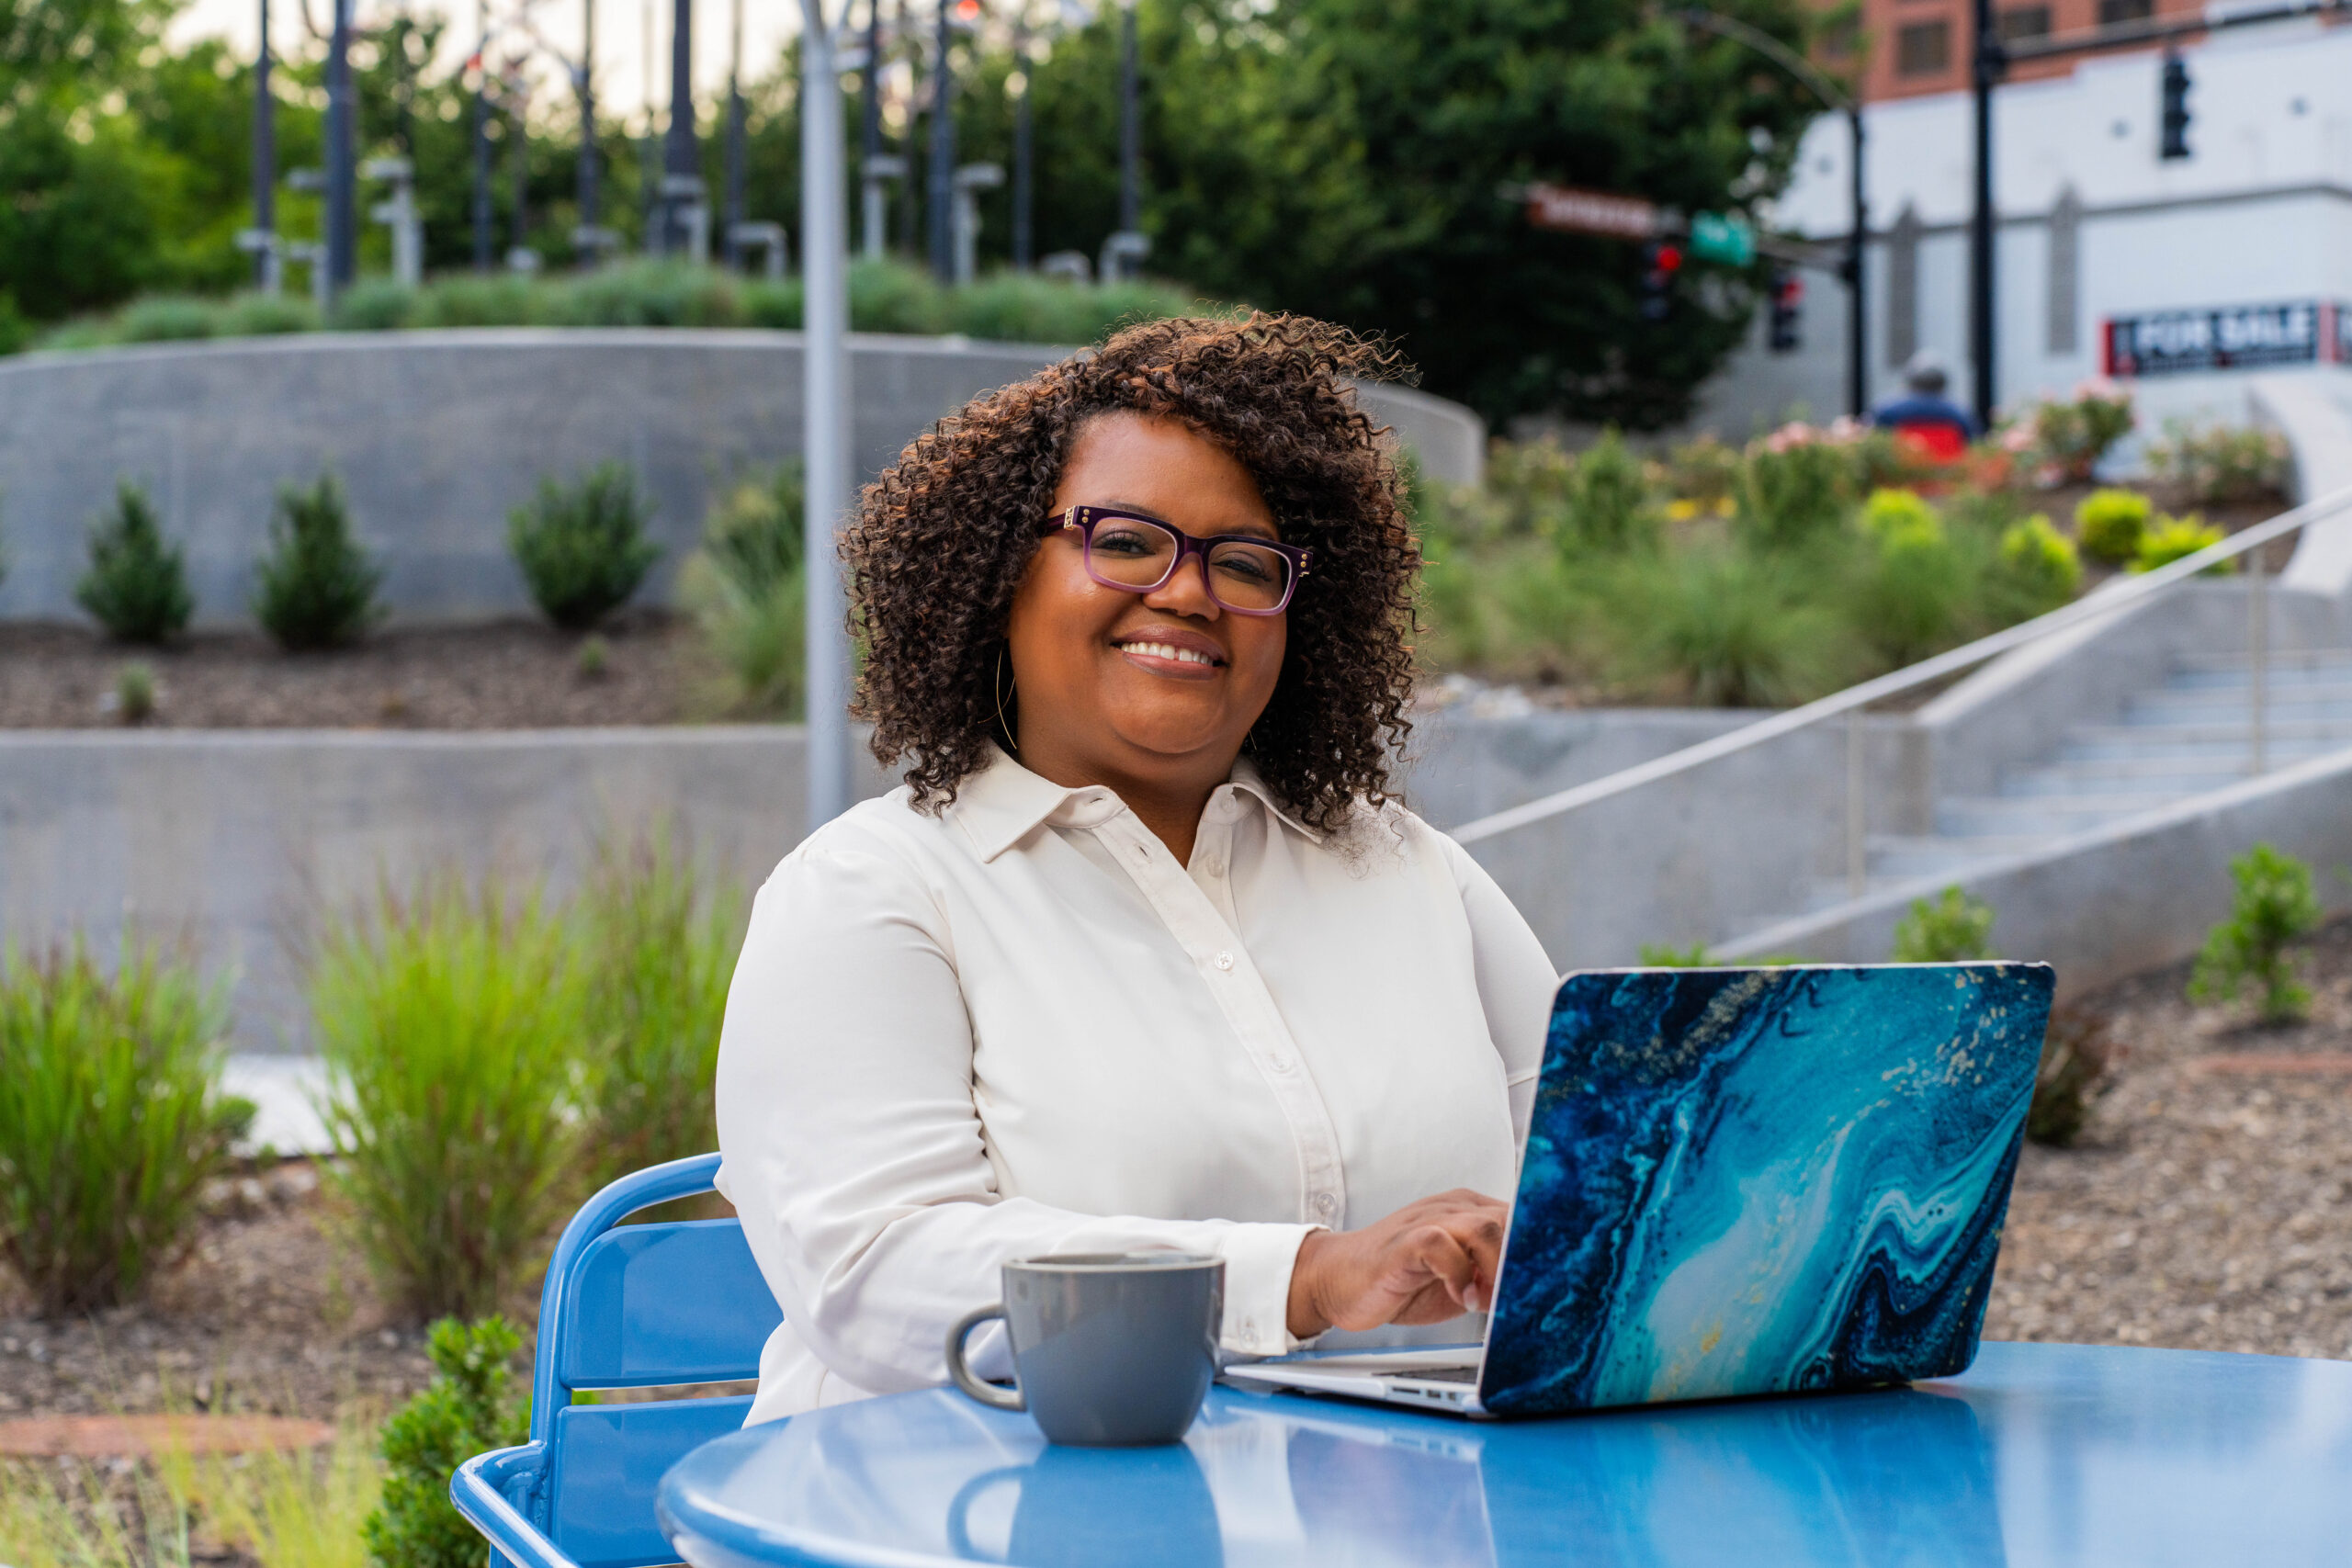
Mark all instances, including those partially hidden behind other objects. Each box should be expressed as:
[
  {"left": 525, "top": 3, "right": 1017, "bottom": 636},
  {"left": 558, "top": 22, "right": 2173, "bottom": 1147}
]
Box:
[
  {"left": 740, "top": 276, "right": 806, "bottom": 330},
  {"left": 1638, "top": 942, "right": 1714, "bottom": 966},
  {"left": 1986, "top": 513, "right": 2082, "bottom": 622},
  {"left": 847, "top": 256, "right": 952, "bottom": 334},
  {"left": 2147, "top": 420, "right": 2290, "bottom": 507},
  {"left": 310, "top": 879, "right": 584, "bottom": 1321},
  {"left": 113, "top": 660, "right": 156, "bottom": 724},
  {"left": 363, "top": 1315, "right": 528, "bottom": 1568},
  {"left": 2073, "top": 488, "right": 2150, "bottom": 566},
  {"left": 1618, "top": 546, "right": 1838, "bottom": 706},
  {"left": 559, "top": 259, "right": 741, "bottom": 327},
  {"left": 332, "top": 279, "right": 421, "bottom": 331},
  {"left": 508, "top": 462, "right": 661, "bottom": 631},
  {"left": 1483, "top": 438, "right": 1577, "bottom": 539},
  {"left": 1891, "top": 886, "right": 1996, "bottom": 962},
  {"left": 1849, "top": 496, "right": 1969, "bottom": 669},
  {"left": 2026, "top": 1006, "right": 2115, "bottom": 1147},
  {"left": 119, "top": 296, "right": 219, "bottom": 342},
  {"left": 411, "top": 273, "right": 540, "bottom": 328},
  {"left": 1736, "top": 429, "right": 1853, "bottom": 548},
  {"left": 2030, "top": 380, "right": 2135, "bottom": 482},
  {"left": 2132, "top": 512, "right": 2231, "bottom": 576},
  {"left": 2190, "top": 842, "right": 2321, "bottom": 1024},
  {"left": 0, "top": 941, "right": 251, "bottom": 1317},
  {"left": 1660, "top": 434, "right": 1741, "bottom": 510},
  {"left": 76, "top": 480, "right": 195, "bottom": 643},
  {"left": 220, "top": 292, "right": 320, "bottom": 337},
  {"left": 254, "top": 474, "right": 384, "bottom": 651},
  {"left": 685, "top": 463, "right": 807, "bottom": 716},
  {"left": 579, "top": 833, "right": 745, "bottom": 1190},
  {"left": 1555, "top": 428, "right": 1657, "bottom": 556}
]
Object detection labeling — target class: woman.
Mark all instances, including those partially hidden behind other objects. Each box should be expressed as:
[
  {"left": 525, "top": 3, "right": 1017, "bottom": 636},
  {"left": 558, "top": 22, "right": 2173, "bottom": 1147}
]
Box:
[{"left": 715, "top": 313, "right": 1559, "bottom": 1422}]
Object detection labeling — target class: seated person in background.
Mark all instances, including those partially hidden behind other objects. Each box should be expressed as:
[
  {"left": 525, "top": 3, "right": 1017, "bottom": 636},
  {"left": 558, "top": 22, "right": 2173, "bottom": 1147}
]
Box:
[
  {"left": 1871, "top": 349, "right": 1980, "bottom": 462},
  {"left": 713, "top": 312, "right": 1560, "bottom": 1423}
]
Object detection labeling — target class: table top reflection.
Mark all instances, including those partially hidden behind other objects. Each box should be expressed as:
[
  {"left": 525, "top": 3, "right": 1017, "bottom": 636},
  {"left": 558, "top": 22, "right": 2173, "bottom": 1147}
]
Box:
[{"left": 656, "top": 1341, "right": 2352, "bottom": 1568}]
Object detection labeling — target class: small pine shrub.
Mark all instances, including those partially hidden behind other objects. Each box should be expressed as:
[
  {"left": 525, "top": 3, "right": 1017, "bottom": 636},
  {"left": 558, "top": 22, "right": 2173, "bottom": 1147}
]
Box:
[
  {"left": 2073, "top": 488, "right": 2150, "bottom": 566},
  {"left": 579, "top": 833, "right": 746, "bottom": 1190},
  {"left": 2189, "top": 842, "right": 2321, "bottom": 1024},
  {"left": 254, "top": 474, "right": 385, "bottom": 650},
  {"left": 1987, "top": 514, "right": 2082, "bottom": 623},
  {"left": 508, "top": 462, "right": 661, "bottom": 630},
  {"left": 2132, "top": 513, "right": 2231, "bottom": 576},
  {"left": 362, "top": 1316, "right": 528, "bottom": 1568},
  {"left": 310, "top": 879, "right": 585, "bottom": 1321},
  {"left": 0, "top": 941, "right": 252, "bottom": 1317},
  {"left": 77, "top": 480, "right": 195, "bottom": 643},
  {"left": 1891, "top": 886, "right": 1997, "bottom": 963},
  {"left": 1555, "top": 428, "right": 1657, "bottom": 556}
]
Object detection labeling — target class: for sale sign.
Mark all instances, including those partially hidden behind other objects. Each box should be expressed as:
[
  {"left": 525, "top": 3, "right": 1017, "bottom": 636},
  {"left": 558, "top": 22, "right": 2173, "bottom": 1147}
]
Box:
[{"left": 2103, "top": 300, "right": 2330, "bottom": 377}]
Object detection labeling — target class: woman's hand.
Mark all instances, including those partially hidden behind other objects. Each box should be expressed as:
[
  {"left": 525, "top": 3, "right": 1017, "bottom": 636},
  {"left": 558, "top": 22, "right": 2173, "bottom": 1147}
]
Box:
[{"left": 1285, "top": 1190, "right": 1510, "bottom": 1339}]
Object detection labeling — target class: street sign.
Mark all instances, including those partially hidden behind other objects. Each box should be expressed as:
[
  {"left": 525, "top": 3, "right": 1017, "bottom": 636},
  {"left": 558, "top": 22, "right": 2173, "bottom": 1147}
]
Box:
[
  {"left": 1524, "top": 184, "right": 1657, "bottom": 241},
  {"left": 1688, "top": 211, "right": 1756, "bottom": 267}
]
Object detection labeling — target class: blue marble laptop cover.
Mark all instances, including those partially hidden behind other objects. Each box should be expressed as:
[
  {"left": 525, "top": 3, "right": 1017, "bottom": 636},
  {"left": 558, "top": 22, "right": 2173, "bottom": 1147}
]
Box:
[{"left": 1480, "top": 963, "right": 2053, "bottom": 1416}]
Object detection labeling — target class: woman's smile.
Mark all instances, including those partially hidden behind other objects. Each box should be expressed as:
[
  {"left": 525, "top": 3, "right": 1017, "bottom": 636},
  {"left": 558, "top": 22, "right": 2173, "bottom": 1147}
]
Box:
[{"left": 1111, "top": 625, "right": 1228, "bottom": 679}]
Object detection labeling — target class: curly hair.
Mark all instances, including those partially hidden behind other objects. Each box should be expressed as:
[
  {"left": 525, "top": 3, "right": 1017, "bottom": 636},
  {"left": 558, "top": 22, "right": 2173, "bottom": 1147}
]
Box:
[{"left": 842, "top": 311, "right": 1421, "bottom": 833}]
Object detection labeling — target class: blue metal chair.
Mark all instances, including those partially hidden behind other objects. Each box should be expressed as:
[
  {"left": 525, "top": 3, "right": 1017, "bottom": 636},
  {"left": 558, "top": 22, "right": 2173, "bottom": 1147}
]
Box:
[{"left": 450, "top": 1153, "right": 783, "bottom": 1568}]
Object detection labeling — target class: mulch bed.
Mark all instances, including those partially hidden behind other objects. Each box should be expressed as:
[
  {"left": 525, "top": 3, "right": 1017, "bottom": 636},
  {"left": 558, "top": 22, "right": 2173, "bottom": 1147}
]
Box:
[
  {"left": 0, "top": 615, "right": 705, "bottom": 731},
  {"left": 6, "top": 925, "right": 2349, "bottom": 1426}
]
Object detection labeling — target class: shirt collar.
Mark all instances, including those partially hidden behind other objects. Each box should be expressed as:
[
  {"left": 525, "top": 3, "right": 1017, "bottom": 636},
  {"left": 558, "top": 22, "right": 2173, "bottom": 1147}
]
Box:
[{"left": 950, "top": 745, "right": 1322, "bottom": 862}]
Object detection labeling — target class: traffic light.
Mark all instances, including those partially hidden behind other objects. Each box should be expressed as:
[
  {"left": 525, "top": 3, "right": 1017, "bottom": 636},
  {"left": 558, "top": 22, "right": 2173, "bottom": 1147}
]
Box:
[
  {"left": 1640, "top": 240, "right": 1683, "bottom": 322},
  {"left": 2160, "top": 51, "right": 2191, "bottom": 161},
  {"left": 1768, "top": 267, "right": 1803, "bottom": 353}
]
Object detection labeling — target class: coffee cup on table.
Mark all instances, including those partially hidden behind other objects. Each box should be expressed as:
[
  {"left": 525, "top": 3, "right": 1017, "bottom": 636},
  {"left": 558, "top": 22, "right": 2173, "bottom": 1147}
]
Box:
[{"left": 944, "top": 1253, "right": 1224, "bottom": 1446}]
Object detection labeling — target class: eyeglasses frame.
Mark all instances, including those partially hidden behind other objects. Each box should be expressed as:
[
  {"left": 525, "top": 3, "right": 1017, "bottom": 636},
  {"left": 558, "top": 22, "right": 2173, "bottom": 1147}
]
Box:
[{"left": 1044, "top": 506, "right": 1313, "bottom": 617}]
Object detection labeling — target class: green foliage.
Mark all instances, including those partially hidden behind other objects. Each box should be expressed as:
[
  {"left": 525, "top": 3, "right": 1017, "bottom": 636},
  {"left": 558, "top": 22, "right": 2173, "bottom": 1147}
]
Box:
[
  {"left": 507, "top": 462, "right": 661, "bottom": 631},
  {"left": 1660, "top": 434, "right": 1742, "bottom": 509},
  {"left": 76, "top": 479, "right": 193, "bottom": 643},
  {"left": 1638, "top": 942, "right": 1714, "bottom": 967},
  {"left": 1555, "top": 429, "right": 1657, "bottom": 556},
  {"left": 2190, "top": 843, "right": 2322, "bottom": 1024},
  {"left": 1987, "top": 514, "right": 2082, "bottom": 622},
  {"left": 2073, "top": 488, "right": 2150, "bottom": 566},
  {"left": 113, "top": 660, "right": 156, "bottom": 724},
  {"left": 2026, "top": 381, "right": 2136, "bottom": 482},
  {"left": 254, "top": 474, "right": 384, "bottom": 651},
  {"left": 2026, "top": 1006, "right": 2115, "bottom": 1148},
  {"left": 1891, "top": 886, "right": 1997, "bottom": 963},
  {"left": 1737, "top": 431, "right": 1854, "bottom": 548},
  {"left": 2132, "top": 513, "right": 2231, "bottom": 576},
  {"left": 2147, "top": 420, "right": 2291, "bottom": 508},
  {"left": 684, "top": 464, "right": 808, "bottom": 716},
  {"left": 1849, "top": 492, "right": 1969, "bottom": 668},
  {"left": 309, "top": 880, "right": 584, "bottom": 1322},
  {"left": 362, "top": 1316, "right": 527, "bottom": 1568},
  {"left": 1856, "top": 487, "right": 1938, "bottom": 542},
  {"left": 1617, "top": 545, "right": 1835, "bottom": 707},
  {"left": 0, "top": 939, "right": 251, "bottom": 1317},
  {"left": 579, "top": 833, "right": 746, "bottom": 1190}
]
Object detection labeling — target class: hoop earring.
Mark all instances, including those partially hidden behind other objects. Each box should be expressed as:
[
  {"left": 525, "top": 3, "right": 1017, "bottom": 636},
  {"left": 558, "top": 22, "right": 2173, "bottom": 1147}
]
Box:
[{"left": 994, "top": 647, "right": 1019, "bottom": 755}]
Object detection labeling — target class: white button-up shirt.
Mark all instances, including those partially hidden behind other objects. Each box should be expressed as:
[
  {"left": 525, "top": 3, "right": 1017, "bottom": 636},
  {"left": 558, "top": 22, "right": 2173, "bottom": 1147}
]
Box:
[{"left": 714, "top": 747, "right": 1558, "bottom": 1424}]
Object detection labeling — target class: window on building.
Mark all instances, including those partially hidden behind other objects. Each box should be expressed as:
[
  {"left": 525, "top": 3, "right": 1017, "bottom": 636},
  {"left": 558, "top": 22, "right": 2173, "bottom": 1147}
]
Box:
[
  {"left": 1896, "top": 19, "right": 1952, "bottom": 74},
  {"left": 1999, "top": 5, "right": 2053, "bottom": 40},
  {"left": 2097, "top": 0, "right": 2153, "bottom": 24}
]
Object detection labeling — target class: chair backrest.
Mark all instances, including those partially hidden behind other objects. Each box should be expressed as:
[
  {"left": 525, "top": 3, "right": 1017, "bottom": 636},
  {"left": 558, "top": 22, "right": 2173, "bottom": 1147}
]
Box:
[{"left": 527, "top": 1154, "right": 783, "bottom": 1568}]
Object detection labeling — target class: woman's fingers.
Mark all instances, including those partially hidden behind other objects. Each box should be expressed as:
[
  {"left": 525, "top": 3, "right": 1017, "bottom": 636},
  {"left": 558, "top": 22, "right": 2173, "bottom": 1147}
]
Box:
[{"left": 1291, "top": 1191, "right": 1514, "bottom": 1337}]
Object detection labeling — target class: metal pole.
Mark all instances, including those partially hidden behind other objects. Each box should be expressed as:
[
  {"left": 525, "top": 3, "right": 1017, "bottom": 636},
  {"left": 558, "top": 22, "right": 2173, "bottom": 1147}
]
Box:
[
  {"left": 1846, "top": 708, "right": 1867, "bottom": 899},
  {"left": 2249, "top": 543, "right": 2269, "bottom": 775},
  {"left": 1846, "top": 107, "right": 1868, "bottom": 420},
  {"left": 509, "top": 85, "right": 530, "bottom": 263},
  {"left": 324, "top": 0, "right": 356, "bottom": 291},
  {"left": 253, "top": 0, "right": 275, "bottom": 288},
  {"left": 1117, "top": 0, "right": 1139, "bottom": 234},
  {"left": 803, "top": 0, "right": 855, "bottom": 830},
  {"left": 724, "top": 0, "right": 746, "bottom": 266},
  {"left": 640, "top": 0, "right": 659, "bottom": 250},
  {"left": 1012, "top": 20, "right": 1033, "bottom": 269},
  {"left": 860, "top": 0, "right": 884, "bottom": 256},
  {"left": 579, "top": 0, "right": 601, "bottom": 243},
  {"left": 1969, "top": 0, "right": 2001, "bottom": 432},
  {"left": 473, "top": 1, "right": 494, "bottom": 269},
  {"left": 666, "top": 0, "right": 698, "bottom": 253},
  {"left": 928, "top": 0, "right": 956, "bottom": 279}
]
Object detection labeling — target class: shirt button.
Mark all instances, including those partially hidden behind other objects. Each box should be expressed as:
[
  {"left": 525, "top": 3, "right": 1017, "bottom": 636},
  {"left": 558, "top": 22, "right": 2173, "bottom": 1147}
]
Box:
[
  {"left": 1201, "top": 855, "right": 1225, "bottom": 876},
  {"left": 1214, "top": 951, "right": 1235, "bottom": 971},
  {"left": 1314, "top": 1192, "right": 1338, "bottom": 1217},
  {"left": 1269, "top": 1053, "right": 1294, "bottom": 1072}
]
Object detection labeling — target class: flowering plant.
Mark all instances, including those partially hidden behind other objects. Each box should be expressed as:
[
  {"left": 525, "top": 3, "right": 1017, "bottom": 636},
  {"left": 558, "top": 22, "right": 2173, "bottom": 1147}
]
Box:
[{"left": 2011, "top": 378, "right": 2136, "bottom": 486}]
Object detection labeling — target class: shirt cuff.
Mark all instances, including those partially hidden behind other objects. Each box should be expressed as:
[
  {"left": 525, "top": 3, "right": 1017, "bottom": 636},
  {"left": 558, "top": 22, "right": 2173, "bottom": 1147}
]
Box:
[{"left": 1214, "top": 1222, "right": 1323, "bottom": 1359}]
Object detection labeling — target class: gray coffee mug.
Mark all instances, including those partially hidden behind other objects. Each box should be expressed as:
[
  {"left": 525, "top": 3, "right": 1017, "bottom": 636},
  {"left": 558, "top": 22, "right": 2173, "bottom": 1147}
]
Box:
[{"left": 945, "top": 1253, "right": 1224, "bottom": 1446}]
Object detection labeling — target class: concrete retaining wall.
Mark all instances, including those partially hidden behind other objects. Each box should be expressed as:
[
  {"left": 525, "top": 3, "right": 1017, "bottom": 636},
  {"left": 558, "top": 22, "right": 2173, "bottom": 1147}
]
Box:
[
  {"left": 0, "top": 331, "right": 1484, "bottom": 627},
  {"left": 0, "top": 706, "right": 1715, "bottom": 1054}
]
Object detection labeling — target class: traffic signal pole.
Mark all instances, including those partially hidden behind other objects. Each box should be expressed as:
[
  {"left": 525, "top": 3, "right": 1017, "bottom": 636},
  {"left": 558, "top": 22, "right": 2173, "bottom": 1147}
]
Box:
[{"left": 1969, "top": 0, "right": 2001, "bottom": 433}]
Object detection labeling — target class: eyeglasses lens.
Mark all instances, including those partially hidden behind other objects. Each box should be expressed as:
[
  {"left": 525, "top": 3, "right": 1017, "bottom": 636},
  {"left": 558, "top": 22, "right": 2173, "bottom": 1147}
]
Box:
[{"left": 1085, "top": 517, "right": 1292, "bottom": 612}]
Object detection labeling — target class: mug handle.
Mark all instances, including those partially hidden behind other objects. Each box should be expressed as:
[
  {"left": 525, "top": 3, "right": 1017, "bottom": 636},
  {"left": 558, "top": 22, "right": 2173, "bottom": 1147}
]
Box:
[{"left": 946, "top": 1304, "right": 1025, "bottom": 1411}]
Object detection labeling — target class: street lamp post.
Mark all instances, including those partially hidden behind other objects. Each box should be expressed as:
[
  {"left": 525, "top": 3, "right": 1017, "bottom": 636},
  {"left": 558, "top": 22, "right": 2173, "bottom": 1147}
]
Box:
[
  {"left": 801, "top": 0, "right": 855, "bottom": 830},
  {"left": 1672, "top": 8, "right": 1868, "bottom": 420},
  {"left": 725, "top": 0, "right": 748, "bottom": 267},
  {"left": 860, "top": 0, "right": 887, "bottom": 256},
  {"left": 665, "top": 0, "right": 699, "bottom": 254},
  {"left": 577, "top": 0, "right": 601, "bottom": 252},
  {"left": 1011, "top": 17, "right": 1033, "bottom": 269},
  {"left": 252, "top": 0, "right": 276, "bottom": 289},
  {"left": 1969, "top": 0, "right": 2005, "bottom": 432},
  {"left": 324, "top": 0, "right": 356, "bottom": 291},
  {"left": 473, "top": 0, "right": 494, "bottom": 269},
  {"left": 1116, "top": 0, "right": 1138, "bottom": 236},
  {"left": 928, "top": 0, "right": 956, "bottom": 279}
]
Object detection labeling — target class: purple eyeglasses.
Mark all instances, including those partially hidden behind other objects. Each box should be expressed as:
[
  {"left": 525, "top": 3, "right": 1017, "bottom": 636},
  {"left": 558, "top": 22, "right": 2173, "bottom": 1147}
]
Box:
[{"left": 1045, "top": 506, "right": 1313, "bottom": 616}]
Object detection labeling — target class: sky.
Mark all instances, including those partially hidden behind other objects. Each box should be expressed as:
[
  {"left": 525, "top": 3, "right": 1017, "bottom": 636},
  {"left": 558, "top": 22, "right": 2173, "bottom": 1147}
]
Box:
[{"left": 169, "top": 0, "right": 812, "bottom": 122}]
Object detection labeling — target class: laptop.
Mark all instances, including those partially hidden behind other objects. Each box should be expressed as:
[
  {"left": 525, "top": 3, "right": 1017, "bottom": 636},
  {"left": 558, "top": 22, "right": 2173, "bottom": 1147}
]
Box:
[{"left": 1222, "top": 962, "right": 2055, "bottom": 1418}]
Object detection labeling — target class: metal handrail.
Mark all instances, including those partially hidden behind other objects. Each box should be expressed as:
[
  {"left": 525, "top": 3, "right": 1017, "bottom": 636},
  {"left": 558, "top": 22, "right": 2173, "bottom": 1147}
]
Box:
[{"left": 1452, "top": 479, "right": 2352, "bottom": 850}]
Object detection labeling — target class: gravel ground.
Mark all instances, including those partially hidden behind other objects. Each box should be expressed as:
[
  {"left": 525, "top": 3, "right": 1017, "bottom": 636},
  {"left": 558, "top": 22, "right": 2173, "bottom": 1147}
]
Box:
[
  {"left": 5, "top": 924, "right": 2347, "bottom": 1424},
  {"left": 0, "top": 615, "right": 702, "bottom": 730}
]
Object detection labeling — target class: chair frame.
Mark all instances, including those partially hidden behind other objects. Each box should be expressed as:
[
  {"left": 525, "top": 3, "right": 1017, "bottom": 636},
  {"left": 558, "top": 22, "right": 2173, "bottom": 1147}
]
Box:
[{"left": 451, "top": 1153, "right": 768, "bottom": 1568}]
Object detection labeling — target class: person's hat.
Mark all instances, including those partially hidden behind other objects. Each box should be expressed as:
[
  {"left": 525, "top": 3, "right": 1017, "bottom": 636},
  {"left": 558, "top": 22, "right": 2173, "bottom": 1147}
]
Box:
[{"left": 1903, "top": 350, "right": 1950, "bottom": 394}]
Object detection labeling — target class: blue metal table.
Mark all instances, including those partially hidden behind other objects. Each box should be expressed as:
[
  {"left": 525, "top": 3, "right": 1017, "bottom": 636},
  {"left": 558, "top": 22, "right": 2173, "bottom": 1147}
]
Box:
[{"left": 656, "top": 1342, "right": 2352, "bottom": 1567}]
